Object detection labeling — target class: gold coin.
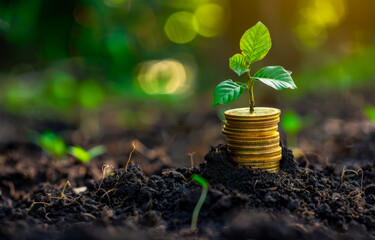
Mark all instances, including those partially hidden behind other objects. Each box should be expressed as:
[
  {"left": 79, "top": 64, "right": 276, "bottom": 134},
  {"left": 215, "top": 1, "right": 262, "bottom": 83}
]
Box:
[
  {"left": 227, "top": 137, "right": 279, "bottom": 146},
  {"left": 222, "top": 129, "right": 277, "bottom": 138},
  {"left": 265, "top": 167, "right": 280, "bottom": 173},
  {"left": 231, "top": 154, "right": 282, "bottom": 163},
  {"left": 228, "top": 147, "right": 281, "bottom": 156},
  {"left": 225, "top": 107, "right": 280, "bottom": 120},
  {"left": 226, "top": 117, "right": 280, "bottom": 123},
  {"left": 225, "top": 119, "right": 279, "bottom": 128},
  {"left": 225, "top": 132, "right": 280, "bottom": 142},
  {"left": 227, "top": 142, "right": 280, "bottom": 151},
  {"left": 242, "top": 161, "right": 280, "bottom": 167},
  {"left": 223, "top": 125, "right": 278, "bottom": 133}
]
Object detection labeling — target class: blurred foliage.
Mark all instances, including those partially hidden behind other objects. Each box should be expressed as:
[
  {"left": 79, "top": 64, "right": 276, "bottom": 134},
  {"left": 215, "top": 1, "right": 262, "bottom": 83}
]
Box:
[
  {"left": 70, "top": 146, "right": 92, "bottom": 163},
  {"left": 281, "top": 110, "right": 315, "bottom": 147},
  {"left": 281, "top": 110, "right": 303, "bottom": 136},
  {"left": 1, "top": 0, "right": 375, "bottom": 129},
  {"left": 294, "top": 46, "right": 375, "bottom": 95},
  {"left": 39, "top": 130, "right": 68, "bottom": 158},
  {"left": 364, "top": 104, "right": 375, "bottom": 124}
]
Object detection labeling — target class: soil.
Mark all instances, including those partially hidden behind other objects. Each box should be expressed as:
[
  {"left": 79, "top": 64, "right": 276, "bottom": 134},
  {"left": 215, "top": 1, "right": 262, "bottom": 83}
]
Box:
[
  {"left": 1, "top": 92, "right": 375, "bottom": 239},
  {"left": 1, "top": 139, "right": 375, "bottom": 239}
]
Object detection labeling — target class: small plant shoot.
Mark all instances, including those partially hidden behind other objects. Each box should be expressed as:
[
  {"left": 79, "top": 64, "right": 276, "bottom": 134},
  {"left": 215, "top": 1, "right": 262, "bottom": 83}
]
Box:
[
  {"left": 191, "top": 174, "right": 209, "bottom": 230},
  {"left": 69, "top": 145, "right": 106, "bottom": 163},
  {"left": 39, "top": 130, "right": 68, "bottom": 158},
  {"left": 213, "top": 22, "right": 297, "bottom": 113}
]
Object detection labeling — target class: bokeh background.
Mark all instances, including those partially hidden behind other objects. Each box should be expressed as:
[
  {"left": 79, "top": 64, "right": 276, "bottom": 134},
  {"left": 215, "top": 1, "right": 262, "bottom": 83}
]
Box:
[{"left": 1, "top": 0, "right": 375, "bottom": 169}]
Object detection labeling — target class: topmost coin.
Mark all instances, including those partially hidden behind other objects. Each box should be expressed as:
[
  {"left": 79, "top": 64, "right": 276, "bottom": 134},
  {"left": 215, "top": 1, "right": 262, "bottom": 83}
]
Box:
[{"left": 224, "top": 107, "right": 280, "bottom": 120}]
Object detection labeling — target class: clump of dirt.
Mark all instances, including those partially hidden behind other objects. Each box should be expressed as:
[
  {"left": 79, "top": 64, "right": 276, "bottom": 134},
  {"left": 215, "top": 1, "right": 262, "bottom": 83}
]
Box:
[
  {"left": 2, "top": 144, "right": 375, "bottom": 239},
  {"left": 202, "top": 142, "right": 297, "bottom": 189}
]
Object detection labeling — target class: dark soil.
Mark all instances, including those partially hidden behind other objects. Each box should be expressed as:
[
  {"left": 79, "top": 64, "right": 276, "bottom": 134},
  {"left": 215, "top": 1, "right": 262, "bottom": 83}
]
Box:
[
  {"left": 1, "top": 141, "right": 375, "bottom": 240},
  {"left": 2, "top": 92, "right": 375, "bottom": 239}
]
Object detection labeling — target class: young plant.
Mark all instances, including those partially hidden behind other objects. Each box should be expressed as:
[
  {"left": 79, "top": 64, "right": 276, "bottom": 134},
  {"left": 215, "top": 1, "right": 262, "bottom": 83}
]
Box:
[
  {"left": 69, "top": 145, "right": 106, "bottom": 163},
  {"left": 191, "top": 174, "right": 209, "bottom": 230},
  {"left": 213, "top": 22, "right": 297, "bottom": 113},
  {"left": 39, "top": 130, "right": 68, "bottom": 158}
]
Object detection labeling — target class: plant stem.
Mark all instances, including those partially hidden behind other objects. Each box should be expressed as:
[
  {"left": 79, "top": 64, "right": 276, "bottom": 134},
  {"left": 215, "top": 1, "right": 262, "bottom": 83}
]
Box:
[
  {"left": 247, "top": 72, "right": 255, "bottom": 113},
  {"left": 191, "top": 187, "right": 208, "bottom": 230}
]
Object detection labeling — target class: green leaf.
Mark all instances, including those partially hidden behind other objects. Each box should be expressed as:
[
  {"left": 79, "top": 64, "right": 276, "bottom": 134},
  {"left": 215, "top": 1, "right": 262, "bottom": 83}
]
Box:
[
  {"left": 87, "top": 145, "right": 106, "bottom": 159},
  {"left": 240, "top": 22, "right": 271, "bottom": 64},
  {"left": 192, "top": 174, "right": 209, "bottom": 188},
  {"left": 253, "top": 66, "right": 297, "bottom": 90},
  {"left": 40, "top": 131, "right": 68, "bottom": 157},
  {"left": 229, "top": 54, "right": 249, "bottom": 76},
  {"left": 212, "top": 80, "right": 247, "bottom": 107},
  {"left": 69, "top": 146, "right": 91, "bottom": 163}
]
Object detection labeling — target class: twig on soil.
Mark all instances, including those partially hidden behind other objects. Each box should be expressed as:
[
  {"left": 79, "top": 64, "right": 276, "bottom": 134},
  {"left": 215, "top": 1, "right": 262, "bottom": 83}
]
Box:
[
  {"left": 26, "top": 202, "right": 50, "bottom": 215},
  {"left": 340, "top": 166, "right": 364, "bottom": 192},
  {"left": 27, "top": 181, "right": 81, "bottom": 215},
  {"left": 50, "top": 181, "right": 70, "bottom": 200},
  {"left": 49, "top": 181, "right": 82, "bottom": 206},
  {"left": 162, "top": 170, "right": 187, "bottom": 181},
  {"left": 188, "top": 152, "right": 195, "bottom": 169},
  {"left": 95, "top": 164, "right": 115, "bottom": 196},
  {"left": 288, "top": 223, "right": 308, "bottom": 232},
  {"left": 100, "top": 188, "right": 116, "bottom": 204},
  {"left": 125, "top": 141, "right": 136, "bottom": 172},
  {"left": 294, "top": 149, "right": 310, "bottom": 173},
  {"left": 82, "top": 213, "right": 97, "bottom": 220}
]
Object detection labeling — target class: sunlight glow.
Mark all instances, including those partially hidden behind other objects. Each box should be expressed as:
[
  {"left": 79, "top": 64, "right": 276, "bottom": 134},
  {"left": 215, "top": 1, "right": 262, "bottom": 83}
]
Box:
[
  {"left": 137, "top": 59, "right": 191, "bottom": 95},
  {"left": 164, "top": 12, "right": 198, "bottom": 44},
  {"left": 294, "top": 0, "right": 346, "bottom": 48},
  {"left": 195, "top": 3, "right": 226, "bottom": 37}
]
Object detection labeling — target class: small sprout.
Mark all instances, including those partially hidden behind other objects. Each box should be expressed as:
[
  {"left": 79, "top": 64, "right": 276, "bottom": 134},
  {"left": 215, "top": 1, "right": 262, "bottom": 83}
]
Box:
[
  {"left": 364, "top": 104, "right": 375, "bottom": 124},
  {"left": 281, "top": 110, "right": 315, "bottom": 147},
  {"left": 213, "top": 22, "right": 297, "bottom": 113},
  {"left": 87, "top": 145, "right": 106, "bottom": 159},
  {"left": 125, "top": 141, "right": 136, "bottom": 172},
  {"left": 340, "top": 166, "right": 364, "bottom": 193},
  {"left": 191, "top": 174, "right": 209, "bottom": 230},
  {"left": 69, "top": 145, "right": 106, "bottom": 163},
  {"left": 60, "top": 180, "right": 70, "bottom": 198},
  {"left": 39, "top": 130, "right": 68, "bottom": 158}
]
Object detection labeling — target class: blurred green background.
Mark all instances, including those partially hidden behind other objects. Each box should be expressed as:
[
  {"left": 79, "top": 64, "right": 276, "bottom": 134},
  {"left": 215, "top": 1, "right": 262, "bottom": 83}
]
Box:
[{"left": 1, "top": 0, "right": 375, "bottom": 136}]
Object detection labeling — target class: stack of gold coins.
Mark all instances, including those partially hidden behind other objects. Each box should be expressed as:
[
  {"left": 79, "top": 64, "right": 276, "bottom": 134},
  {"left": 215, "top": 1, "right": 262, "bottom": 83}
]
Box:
[{"left": 222, "top": 107, "right": 282, "bottom": 173}]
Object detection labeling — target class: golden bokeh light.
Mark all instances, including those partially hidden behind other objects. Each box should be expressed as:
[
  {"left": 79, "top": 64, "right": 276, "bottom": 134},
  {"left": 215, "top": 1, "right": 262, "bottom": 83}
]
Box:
[
  {"left": 195, "top": 3, "right": 227, "bottom": 37},
  {"left": 164, "top": 12, "right": 198, "bottom": 44},
  {"left": 294, "top": 0, "right": 346, "bottom": 49},
  {"left": 137, "top": 59, "right": 193, "bottom": 95}
]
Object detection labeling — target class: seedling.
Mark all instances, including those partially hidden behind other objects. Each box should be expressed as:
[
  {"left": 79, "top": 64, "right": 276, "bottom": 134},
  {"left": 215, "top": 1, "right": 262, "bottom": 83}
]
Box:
[
  {"left": 213, "top": 22, "right": 297, "bottom": 113},
  {"left": 69, "top": 145, "right": 106, "bottom": 163},
  {"left": 281, "top": 110, "right": 315, "bottom": 147},
  {"left": 39, "top": 130, "right": 68, "bottom": 158},
  {"left": 125, "top": 141, "right": 136, "bottom": 172},
  {"left": 191, "top": 174, "right": 209, "bottom": 230}
]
